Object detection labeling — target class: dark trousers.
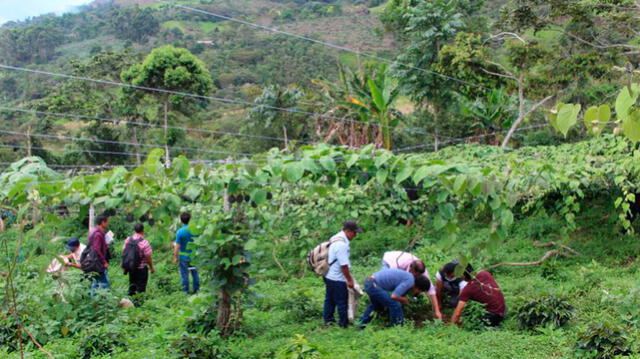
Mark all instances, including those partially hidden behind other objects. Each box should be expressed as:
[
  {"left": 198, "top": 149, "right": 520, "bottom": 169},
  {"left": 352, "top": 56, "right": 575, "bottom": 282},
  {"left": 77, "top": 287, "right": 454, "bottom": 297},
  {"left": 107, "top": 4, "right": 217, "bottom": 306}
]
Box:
[
  {"left": 323, "top": 277, "right": 348, "bottom": 327},
  {"left": 482, "top": 312, "right": 504, "bottom": 327},
  {"left": 128, "top": 267, "right": 149, "bottom": 296},
  {"left": 359, "top": 278, "right": 404, "bottom": 327}
]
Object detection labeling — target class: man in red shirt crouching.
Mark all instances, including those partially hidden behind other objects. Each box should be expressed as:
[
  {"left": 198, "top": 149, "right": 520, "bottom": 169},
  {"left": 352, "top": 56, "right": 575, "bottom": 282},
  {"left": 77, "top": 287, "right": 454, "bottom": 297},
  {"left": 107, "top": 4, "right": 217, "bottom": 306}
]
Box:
[{"left": 451, "top": 264, "right": 505, "bottom": 327}]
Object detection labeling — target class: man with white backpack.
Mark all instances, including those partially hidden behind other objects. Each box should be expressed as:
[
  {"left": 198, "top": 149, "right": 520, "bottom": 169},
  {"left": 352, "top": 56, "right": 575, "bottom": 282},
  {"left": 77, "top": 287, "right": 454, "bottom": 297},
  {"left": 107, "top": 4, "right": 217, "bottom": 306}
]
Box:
[{"left": 310, "top": 221, "right": 362, "bottom": 328}]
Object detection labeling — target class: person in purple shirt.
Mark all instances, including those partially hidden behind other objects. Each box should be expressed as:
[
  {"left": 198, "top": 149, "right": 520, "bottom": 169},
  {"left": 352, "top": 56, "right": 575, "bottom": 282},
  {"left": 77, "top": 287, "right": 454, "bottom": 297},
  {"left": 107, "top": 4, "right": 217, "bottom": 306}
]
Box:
[
  {"left": 88, "top": 215, "right": 110, "bottom": 293},
  {"left": 359, "top": 268, "right": 431, "bottom": 327}
]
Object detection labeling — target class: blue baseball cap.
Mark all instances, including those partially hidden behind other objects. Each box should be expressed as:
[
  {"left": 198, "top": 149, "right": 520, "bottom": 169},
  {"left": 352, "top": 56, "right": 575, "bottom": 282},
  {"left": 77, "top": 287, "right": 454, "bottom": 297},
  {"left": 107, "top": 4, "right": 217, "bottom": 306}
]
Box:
[{"left": 65, "top": 237, "right": 80, "bottom": 251}]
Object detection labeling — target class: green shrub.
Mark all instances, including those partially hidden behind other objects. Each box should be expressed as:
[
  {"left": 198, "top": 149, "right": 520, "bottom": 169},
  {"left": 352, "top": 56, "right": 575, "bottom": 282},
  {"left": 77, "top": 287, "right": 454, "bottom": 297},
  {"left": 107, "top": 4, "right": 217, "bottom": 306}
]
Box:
[
  {"left": 276, "top": 334, "right": 323, "bottom": 359},
  {"left": 78, "top": 326, "right": 126, "bottom": 359},
  {"left": 185, "top": 305, "right": 218, "bottom": 335},
  {"left": 461, "top": 301, "right": 491, "bottom": 331},
  {"left": 516, "top": 296, "right": 574, "bottom": 330},
  {"left": 170, "top": 333, "right": 230, "bottom": 359},
  {"left": 575, "top": 322, "right": 633, "bottom": 358}
]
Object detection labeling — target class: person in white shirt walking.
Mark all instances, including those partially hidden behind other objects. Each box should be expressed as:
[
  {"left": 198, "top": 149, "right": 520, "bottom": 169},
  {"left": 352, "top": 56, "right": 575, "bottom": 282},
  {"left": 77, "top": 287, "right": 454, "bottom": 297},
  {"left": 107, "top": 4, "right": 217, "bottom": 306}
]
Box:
[{"left": 323, "top": 221, "right": 362, "bottom": 328}]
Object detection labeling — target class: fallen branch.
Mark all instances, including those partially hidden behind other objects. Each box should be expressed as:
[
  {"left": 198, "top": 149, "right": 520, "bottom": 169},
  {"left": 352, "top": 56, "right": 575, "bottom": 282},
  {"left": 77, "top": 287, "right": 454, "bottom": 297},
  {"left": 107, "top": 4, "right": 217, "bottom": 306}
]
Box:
[
  {"left": 487, "top": 249, "right": 567, "bottom": 270},
  {"left": 533, "top": 240, "right": 581, "bottom": 256}
]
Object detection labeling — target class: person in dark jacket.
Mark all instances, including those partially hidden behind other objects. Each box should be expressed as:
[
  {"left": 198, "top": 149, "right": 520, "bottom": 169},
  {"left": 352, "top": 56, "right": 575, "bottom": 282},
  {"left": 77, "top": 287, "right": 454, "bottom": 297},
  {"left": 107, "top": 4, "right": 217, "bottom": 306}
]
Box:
[
  {"left": 89, "top": 215, "right": 110, "bottom": 294},
  {"left": 436, "top": 260, "right": 468, "bottom": 309}
]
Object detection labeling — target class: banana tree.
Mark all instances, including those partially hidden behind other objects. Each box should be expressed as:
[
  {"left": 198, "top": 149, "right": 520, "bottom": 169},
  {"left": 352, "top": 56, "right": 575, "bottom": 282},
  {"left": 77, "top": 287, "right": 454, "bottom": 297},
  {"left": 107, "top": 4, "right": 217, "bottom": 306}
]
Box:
[{"left": 313, "top": 64, "right": 402, "bottom": 150}]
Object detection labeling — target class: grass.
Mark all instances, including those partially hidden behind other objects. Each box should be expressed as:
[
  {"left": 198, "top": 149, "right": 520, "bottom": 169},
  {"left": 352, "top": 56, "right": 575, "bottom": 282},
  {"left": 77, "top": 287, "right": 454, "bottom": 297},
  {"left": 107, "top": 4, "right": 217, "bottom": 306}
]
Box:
[
  {"left": 4, "top": 197, "right": 640, "bottom": 358},
  {"left": 162, "top": 20, "right": 187, "bottom": 31}
]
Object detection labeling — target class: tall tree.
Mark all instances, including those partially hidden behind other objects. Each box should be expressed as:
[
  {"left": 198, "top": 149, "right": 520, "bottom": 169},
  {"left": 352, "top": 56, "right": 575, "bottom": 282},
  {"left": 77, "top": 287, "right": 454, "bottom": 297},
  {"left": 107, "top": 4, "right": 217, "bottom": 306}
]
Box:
[
  {"left": 384, "top": 0, "right": 482, "bottom": 147},
  {"left": 121, "top": 46, "right": 213, "bottom": 165}
]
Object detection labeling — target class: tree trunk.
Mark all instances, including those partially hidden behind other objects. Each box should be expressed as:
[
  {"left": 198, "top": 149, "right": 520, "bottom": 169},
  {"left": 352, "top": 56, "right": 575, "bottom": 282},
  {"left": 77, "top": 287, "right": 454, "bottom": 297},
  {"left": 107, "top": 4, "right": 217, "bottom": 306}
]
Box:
[
  {"left": 382, "top": 115, "right": 391, "bottom": 150},
  {"left": 501, "top": 75, "right": 553, "bottom": 149},
  {"left": 281, "top": 121, "right": 288, "bottom": 149},
  {"left": 26, "top": 125, "right": 32, "bottom": 157},
  {"left": 163, "top": 101, "right": 170, "bottom": 167},
  {"left": 501, "top": 75, "right": 526, "bottom": 149},
  {"left": 216, "top": 289, "right": 232, "bottom": 337}
]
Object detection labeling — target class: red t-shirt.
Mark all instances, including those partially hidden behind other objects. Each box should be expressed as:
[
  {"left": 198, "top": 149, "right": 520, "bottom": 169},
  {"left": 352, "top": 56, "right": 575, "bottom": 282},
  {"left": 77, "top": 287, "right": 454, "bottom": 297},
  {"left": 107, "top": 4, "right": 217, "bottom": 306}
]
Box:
[{"left": 459, "top": 270, "right": 505, "bottom": 317}]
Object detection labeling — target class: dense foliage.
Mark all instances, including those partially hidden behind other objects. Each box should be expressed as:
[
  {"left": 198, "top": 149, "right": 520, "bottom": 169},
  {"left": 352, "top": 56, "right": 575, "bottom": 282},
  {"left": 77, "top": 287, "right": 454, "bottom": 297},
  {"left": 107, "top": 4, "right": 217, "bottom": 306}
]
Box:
[{"left": 2, "top": 0, "right": 640, "bottom": 357}]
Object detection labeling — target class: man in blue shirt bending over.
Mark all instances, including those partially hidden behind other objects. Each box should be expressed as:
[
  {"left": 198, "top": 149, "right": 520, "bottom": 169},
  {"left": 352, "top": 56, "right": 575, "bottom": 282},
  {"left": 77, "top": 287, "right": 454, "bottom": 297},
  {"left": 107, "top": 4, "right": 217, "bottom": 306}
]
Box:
[
  {"left": 173, "top": 212, "right": 200, "bottom": 294},
  {"left": 359, "top": 268, "right": 431, "bottom": 327}
]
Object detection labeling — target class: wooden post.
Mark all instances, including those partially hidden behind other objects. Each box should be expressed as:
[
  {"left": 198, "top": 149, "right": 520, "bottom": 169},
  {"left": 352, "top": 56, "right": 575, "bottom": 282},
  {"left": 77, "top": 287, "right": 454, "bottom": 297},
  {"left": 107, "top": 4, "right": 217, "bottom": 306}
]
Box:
[
  {"left": 26, "top": 125, "right": 32, "bottom": 157},
  {"left": 89, "top": 204, "right": 95, "bottom": 232},
  {"left": 164, "top": 101, "right": 170, "bottom": 167},
  {"left": 217, "top": 157, "right": 233, "bottom": 336}
]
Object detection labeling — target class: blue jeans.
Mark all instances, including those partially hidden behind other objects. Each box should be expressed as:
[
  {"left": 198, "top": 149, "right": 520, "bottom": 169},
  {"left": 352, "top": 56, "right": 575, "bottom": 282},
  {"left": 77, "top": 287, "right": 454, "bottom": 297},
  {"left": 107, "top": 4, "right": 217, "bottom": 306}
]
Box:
[
  {"left": 359, "top": 278, "right": 404, "bottom": 326},
  {"left": 179, "top": 258, "right": 200, "bottom": 293},
  {"left": 323, "top": 277, "right": 348, "bottom": 327},
  {"left": 90, "top": 270, "right": 110, "bottom": 296}
]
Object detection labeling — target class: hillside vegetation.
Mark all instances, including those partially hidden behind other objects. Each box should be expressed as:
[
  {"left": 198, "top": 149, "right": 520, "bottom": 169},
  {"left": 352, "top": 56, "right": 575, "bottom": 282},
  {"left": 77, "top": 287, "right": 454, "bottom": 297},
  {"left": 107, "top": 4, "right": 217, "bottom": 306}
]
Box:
[{"left": 2, "top": 0, "right": 640, "bottom": 358}]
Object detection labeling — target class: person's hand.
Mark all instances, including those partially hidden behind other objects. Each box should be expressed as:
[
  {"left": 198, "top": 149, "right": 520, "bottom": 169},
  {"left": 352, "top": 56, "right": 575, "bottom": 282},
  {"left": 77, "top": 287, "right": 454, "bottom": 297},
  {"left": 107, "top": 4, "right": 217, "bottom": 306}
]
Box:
[
  {"left": 435, "top": 311, "right": 443, "bottom": 321},
  {"left": 104, "top": 263, "right": 109, "bottom": 269},
  {"left": 173, "top": 257, "right": 178, "bottom": 265},
  {"left": 150, "top": 268, "right": 156, "bottom": 274},
  {"left": 347, "top": 279, "right": 354, "bottom": 289}
]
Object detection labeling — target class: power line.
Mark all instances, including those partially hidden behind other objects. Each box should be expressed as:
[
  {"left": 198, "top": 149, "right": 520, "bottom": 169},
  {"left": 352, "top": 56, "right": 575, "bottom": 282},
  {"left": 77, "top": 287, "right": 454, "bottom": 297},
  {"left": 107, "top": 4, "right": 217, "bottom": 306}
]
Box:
[
  {"left": 0, "top": 128, "right": 256, "bottom": 157},
  {"left": 0, "top": 106, "right": 307, "bottom": 144},
  {"left": 1, "top": 143, "right": 143, "bottom": 158},
  {"left": 394, "top": 124, "right": 549, "bottom": 153},
  {"left": 0, "top": 64, "right": 428, "bottom": 135},
  {"left": 158, "top": 0, "right": 490, "bottom": 91}
]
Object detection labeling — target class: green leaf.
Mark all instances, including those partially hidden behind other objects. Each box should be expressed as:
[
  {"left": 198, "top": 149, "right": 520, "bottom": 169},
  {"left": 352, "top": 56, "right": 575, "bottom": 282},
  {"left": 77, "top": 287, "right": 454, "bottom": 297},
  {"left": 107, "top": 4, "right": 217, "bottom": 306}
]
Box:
[
  {"left": 89, "top": 177, "right": 108, "bottom": 196},
  {"left": 250, "top": 189, "right": 267, "bottom": 205},
  {"left": 616, "top": 86, "right": 638, "bottom": 122},
  {"left": 345, "top": 154, "right": 359, "bottom": 168},
  {"left": 622, "top": 109, "right": 640, "bottom": 143},
  {"left": 368, "top": 78, "right": 384, "bottom": 112},
  {"left": 319, "top": 156, "right": 336, "bottom": 172},
  {"left": 439, "top": 203, "right": 455, "bottom": 220},
  {"left": 376, "top": 169, "right": 388, "bottom": 184},
  {"left": 556, "top": 103, "right": 581, "bottom": 137},
  {"left": 301, "top": 158, "right": 319, "bottom": 173},
  {"left": 501, "top": 209, "right": 514, "bottom": 227},
  {"left": 433, "top": 215, "right": 447, "bottom": 230},
  {"left": 412, "top": 166, "right": 430, "bottom": 185},
  {"left": 145, "top": 148, "right": 165, "bottom": 166},
  {"left": 453, "top": 175, "right": 467, "bottom": 195},
  {"left": 284, "top": 163, "right": 304, "bottom": 183},
  {"left": 395, "top": 166, "right": 413, "bottom": 184},
  {"left": 171, "top": 156, "right": 190, "bottom": 179},
  {"left": 583, "top": 105, "right": 610, "bottom": 135}
]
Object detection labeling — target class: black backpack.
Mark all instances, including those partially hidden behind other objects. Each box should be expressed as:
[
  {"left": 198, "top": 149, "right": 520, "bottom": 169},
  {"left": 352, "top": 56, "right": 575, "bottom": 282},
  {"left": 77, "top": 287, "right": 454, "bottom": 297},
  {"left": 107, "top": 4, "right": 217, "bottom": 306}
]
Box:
[
  {"left": 121, "top": 237, "right": 142, "bottom": 274},
  {"left": 80, "top": 232, "right": 104, "bottom": 274}
]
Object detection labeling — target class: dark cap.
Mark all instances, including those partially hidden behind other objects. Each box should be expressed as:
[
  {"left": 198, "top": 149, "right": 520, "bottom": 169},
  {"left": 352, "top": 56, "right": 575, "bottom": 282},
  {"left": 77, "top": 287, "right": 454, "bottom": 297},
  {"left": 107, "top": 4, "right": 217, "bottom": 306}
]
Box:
[
  {"left": 343, "top": 221, "right": 363, "bottom": 233},
  {"left": 65, "top": 237, "right": 80, "bottom": 251}
]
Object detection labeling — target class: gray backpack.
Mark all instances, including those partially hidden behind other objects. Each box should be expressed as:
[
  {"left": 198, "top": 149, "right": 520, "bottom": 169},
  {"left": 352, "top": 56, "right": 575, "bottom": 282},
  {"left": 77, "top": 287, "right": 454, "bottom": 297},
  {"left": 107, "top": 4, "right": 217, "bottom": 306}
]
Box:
[{"left": 307, "top": 236, "right": 345, "bottom": 276}]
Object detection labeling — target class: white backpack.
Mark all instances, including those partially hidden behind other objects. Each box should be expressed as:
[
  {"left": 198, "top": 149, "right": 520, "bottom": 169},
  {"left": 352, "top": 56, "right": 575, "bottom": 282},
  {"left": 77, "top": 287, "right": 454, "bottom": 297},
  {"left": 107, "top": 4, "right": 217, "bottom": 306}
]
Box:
[{"left": 307, "top": 235, "right": 345, "bottom": 276}]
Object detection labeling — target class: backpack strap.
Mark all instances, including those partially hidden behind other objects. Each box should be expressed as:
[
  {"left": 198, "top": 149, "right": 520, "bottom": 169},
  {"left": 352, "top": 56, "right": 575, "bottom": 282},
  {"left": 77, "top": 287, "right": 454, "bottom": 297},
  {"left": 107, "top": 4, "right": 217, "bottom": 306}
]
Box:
[{"left": 328, "top": 235, "right": 347, "bottom": 267}]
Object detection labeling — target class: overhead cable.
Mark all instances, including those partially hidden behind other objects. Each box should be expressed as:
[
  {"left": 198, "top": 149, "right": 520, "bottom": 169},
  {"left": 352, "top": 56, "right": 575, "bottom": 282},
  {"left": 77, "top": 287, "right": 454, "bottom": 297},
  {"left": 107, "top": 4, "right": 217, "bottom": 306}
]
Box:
[
  {"left": 0, "top": 64, "right": 428, "bottom": 135},
  {"left": 158, "top": 0, "right": 490, "bottom": 91}
]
